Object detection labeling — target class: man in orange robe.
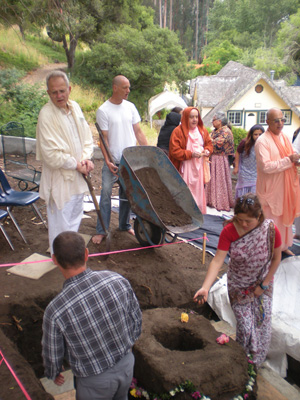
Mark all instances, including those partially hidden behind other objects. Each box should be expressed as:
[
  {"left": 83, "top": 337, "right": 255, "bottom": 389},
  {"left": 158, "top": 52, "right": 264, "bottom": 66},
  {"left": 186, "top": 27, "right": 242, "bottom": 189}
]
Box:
[{"left": 255, "top": 108, "right": 300, "bottom": 255}]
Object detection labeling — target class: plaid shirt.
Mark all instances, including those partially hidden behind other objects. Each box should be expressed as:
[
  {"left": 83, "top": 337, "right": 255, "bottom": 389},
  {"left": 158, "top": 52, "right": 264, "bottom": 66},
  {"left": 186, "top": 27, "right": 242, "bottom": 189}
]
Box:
[{"left": 42, "top": 269, "right": 142, "bottom": 380}]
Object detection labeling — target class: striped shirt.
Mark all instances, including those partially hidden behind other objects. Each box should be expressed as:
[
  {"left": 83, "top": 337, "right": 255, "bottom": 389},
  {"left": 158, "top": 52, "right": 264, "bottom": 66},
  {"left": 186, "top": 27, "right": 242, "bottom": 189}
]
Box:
[{"left": 42, "top": 269, "right": 142, "bottom": 380}]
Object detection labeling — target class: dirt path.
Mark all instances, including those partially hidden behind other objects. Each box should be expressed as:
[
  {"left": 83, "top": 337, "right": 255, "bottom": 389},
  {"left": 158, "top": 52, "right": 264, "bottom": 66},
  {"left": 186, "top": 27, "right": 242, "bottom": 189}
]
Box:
[{"left": 22, "top": 62, "right": 68, "bottom": 86}]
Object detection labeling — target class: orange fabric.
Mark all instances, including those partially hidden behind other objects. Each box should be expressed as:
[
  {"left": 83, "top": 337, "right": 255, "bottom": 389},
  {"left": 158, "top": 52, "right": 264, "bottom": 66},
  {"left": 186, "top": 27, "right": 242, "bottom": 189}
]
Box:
[
  {"left": 169, "top": 107, "right": 213, "bottom": 171},
  {"left": 270, "top": 131, "right": 300, "bottom": 226}
]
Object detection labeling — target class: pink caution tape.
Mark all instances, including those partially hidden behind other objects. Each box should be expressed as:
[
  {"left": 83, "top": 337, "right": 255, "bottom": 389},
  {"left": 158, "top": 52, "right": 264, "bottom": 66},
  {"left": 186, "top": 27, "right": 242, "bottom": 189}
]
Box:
[
  {"left": 0, "top": 349, "right": 33, "bottom": 400},
  {"left": 0, "top": 236, "right": 208, "bottom": 268}
]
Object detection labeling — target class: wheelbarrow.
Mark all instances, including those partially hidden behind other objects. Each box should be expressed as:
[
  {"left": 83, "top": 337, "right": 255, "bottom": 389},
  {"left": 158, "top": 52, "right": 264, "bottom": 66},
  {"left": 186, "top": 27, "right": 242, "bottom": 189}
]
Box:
[{"left": 118, "top": 146, "right": 204, "bottom": 246}]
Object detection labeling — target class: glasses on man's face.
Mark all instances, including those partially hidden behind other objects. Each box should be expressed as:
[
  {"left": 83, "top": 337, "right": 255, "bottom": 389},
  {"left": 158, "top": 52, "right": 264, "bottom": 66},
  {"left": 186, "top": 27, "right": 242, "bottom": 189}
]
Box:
[
  {"left": 271, "top": 118, "right": 286, "bottom": 124},
  {"left": 239, "top": 197, "right": 255, "bottom": 205}
]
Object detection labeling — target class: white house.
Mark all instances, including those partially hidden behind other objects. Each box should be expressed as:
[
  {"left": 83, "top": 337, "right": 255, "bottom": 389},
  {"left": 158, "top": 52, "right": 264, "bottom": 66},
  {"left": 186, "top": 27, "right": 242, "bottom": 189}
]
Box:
[{"left": 190, "top": 61, "right": 300, "bottom": 141}]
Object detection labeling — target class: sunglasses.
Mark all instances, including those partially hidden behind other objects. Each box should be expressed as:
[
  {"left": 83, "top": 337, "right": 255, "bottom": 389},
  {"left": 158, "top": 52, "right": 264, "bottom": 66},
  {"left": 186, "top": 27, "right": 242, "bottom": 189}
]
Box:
[
  {"left": 239, "top": 197, "right": 255, "bottom": 205},
  {"left": 270, "top": 118, "right": 286, "bottom": 124}
]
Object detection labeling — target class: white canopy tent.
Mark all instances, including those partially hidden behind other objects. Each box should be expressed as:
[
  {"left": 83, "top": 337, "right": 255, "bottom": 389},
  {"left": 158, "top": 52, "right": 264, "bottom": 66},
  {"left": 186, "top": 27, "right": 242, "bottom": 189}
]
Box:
[{"left": 148, "top": 90, "right": 188, "bottom": 128}]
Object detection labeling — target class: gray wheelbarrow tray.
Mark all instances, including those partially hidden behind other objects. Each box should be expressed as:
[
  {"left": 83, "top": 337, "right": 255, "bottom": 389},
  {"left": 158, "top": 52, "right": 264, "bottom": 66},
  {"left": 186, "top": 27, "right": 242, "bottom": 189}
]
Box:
[{"left": 118, "top": 146, "right": 203, "bottom": 246}]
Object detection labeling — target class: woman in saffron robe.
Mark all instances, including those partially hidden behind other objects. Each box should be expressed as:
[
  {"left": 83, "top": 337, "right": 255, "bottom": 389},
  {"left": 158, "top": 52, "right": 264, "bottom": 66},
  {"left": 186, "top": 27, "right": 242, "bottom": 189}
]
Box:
[
  {"left": 206, "top": 111, "right": 235, "bottom": 211},
  {"left": 169, "top": 107, "right": 213, "bottom": 214},
  {"left": 194, "top": 193, "right": 282, "bottom": 366}
]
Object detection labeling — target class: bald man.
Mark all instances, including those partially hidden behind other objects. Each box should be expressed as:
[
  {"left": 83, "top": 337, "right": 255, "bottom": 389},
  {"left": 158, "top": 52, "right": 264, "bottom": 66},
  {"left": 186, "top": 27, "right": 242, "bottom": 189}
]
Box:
[
  {"left": 93, "top": 75, "right": 148, "bottom": 244},
  {"left": 255, "top": 107, "right": 300, "bottom": 255}
]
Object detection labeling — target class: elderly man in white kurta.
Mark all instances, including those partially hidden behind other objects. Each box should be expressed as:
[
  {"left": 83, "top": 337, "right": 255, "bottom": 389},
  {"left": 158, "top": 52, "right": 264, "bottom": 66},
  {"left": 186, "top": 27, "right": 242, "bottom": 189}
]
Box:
[{"left": 36, "top": 71, "right": 94, "bottom": 254}]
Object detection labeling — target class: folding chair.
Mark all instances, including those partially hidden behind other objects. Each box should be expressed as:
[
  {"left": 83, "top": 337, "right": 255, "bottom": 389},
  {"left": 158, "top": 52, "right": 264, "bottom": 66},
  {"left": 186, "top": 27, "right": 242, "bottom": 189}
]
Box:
[
  {"left": 0, "top": 168, "right": 47, "bottom": 244},
  {"left": 0, "top": 121, "right": 41, "bottom": 190},
  {"left": 0, "top": 209, "right": 14, "bottom": 250}
]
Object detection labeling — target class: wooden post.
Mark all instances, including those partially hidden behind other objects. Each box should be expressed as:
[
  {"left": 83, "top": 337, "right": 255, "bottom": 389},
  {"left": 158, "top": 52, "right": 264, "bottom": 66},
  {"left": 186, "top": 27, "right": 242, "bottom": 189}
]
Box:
[{"left": 202, "top": 232, "right": 207, "bottom": 264}]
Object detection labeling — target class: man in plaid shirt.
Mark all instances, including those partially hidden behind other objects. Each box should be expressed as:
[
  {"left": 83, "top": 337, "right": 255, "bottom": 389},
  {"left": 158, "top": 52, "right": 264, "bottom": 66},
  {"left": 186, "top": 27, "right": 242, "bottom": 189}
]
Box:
[{"left": 42, "top": 231, "right": 142, "bottom": 399}]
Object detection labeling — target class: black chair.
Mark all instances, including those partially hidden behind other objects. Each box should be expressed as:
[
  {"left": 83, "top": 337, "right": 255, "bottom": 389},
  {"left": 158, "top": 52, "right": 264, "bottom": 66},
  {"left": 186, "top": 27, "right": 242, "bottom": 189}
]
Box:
[
  {"left": 0, "top": 168, "right": 47, "bottom": 244},
  {"left": 0, "top": 121, "right": 41, "bottom": 191},
  {"left": 0, "top": 209, "right": 14, "bottom": 250}
]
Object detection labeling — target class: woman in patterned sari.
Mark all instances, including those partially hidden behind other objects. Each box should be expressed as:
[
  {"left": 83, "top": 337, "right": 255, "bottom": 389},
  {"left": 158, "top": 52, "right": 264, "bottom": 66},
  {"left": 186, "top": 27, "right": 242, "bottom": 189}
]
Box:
[
  {"left": 194, "top": 193, "right": 282, "bottom": 366},
  {"left": 206, "top": 111, "right": 235, "bottom": 211}
]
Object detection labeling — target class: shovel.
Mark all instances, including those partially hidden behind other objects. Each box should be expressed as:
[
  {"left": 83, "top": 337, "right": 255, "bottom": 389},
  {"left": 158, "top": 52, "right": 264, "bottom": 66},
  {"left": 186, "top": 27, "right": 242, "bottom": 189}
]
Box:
[
  {"left": 95, "top": 122, "right": 116, "bottom": 166},
  {"left": 82, "top": 173, "right": 111, "bottom": 259}
]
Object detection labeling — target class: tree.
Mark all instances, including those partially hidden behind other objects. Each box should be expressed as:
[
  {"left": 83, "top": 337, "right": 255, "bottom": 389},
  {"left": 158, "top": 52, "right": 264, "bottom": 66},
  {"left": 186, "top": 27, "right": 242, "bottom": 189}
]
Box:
[
  {"left": 30, "top": 0, "right": 153, "bottom": 70},
  {"left": 142, "top": 0, "right": 215, "bottom": 61},
  {"left": 74, "top": 24, "right": 190, "bottom": 114},
  {"left": 0, "top": 0, "right": 36, "bottom": 38},
  {"left": 37, "top": 0, "right": 103, "bottom": 70},
  {"left": 276, "top": 9, "right": 300, "bottom": 76},
  {"left": 208, "top": 0, "right": 299, "bottom": 49},
  {"left": 196, "top": 40, "right": 242, "bottom": 76},
  {"left": 253, "top": 47, "right": 292, "bottom": 81}
]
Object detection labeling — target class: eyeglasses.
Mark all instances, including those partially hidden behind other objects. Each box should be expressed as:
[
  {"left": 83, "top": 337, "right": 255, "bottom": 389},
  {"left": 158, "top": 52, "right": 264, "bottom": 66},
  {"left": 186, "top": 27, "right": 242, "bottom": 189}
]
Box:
[
  {"left": 239, "top": 197, "right": 255, "bottom": 205},
  {"left": 270, "top": 118, "right": 286, "bottom": 124}
]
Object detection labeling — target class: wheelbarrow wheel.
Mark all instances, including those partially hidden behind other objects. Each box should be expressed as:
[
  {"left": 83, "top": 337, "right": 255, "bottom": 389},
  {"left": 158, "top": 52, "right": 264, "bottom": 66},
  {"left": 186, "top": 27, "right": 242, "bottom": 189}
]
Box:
[{"left": 134, "top": 218, "right": 163, "bottom": 247}]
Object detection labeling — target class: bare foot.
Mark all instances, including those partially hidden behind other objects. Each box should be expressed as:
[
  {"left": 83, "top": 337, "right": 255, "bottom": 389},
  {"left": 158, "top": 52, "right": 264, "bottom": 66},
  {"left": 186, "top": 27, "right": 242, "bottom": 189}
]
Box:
[
  {"left": 283, "top": 248, "right": 295, "bottom": 256},
  {"left": 92, "top": 234, "right": 105, "bottom": 244},
  {"left": 127, "top": 228, "right": 135, "bottom": 236}
]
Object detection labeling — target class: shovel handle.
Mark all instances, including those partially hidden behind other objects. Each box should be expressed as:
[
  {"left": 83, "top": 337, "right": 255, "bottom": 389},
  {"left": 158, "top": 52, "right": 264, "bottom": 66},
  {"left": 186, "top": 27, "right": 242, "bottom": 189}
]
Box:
[
  {"left": 95, "top": 122, "right": 116, "bottom": 167},
  {"left": 82, "top": 173, "right": 108, "bottom": 235}
]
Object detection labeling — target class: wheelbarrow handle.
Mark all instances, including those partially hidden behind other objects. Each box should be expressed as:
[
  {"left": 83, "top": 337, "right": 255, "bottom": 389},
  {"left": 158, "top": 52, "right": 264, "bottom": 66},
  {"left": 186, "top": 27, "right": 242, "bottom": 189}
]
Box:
[{"left": 95, "top": 122, "right": 115, "bottom": 167}]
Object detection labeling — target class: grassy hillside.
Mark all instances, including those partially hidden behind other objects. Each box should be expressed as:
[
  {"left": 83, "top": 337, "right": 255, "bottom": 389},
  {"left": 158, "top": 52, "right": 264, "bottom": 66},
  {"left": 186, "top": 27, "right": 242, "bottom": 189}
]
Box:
[
  {"left": 0, "top": 26, "right": 65, "bottom": 71},
  {"left": 0, "top": 26, "right": 158, "bottom": 144}
]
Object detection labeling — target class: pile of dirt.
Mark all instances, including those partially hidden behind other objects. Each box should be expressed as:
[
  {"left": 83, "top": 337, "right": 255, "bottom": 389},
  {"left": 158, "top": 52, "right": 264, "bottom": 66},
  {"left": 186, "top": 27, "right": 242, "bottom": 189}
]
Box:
[{"left": 134, "top": 167, "right": 192, "bottom": 226}]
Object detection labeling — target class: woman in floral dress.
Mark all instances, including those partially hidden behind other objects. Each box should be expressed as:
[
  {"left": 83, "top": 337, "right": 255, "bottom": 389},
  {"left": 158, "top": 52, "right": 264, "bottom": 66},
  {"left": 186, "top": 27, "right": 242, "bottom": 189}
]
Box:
[
  {"left": 194, "top": 193, "right": 282, "bottom": 366},
  {"left": 206, "top": 111, "right": 235, "bottom": 211}
]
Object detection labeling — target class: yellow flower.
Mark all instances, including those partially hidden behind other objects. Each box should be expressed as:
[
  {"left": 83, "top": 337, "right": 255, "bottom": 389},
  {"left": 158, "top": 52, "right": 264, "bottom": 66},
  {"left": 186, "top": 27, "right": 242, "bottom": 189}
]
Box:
[
  {"left": 181, "top": 312, "right": 189, "bottom": 323},
  {"left": 130, "top": 388, "right": 138, "bottom": 398}
]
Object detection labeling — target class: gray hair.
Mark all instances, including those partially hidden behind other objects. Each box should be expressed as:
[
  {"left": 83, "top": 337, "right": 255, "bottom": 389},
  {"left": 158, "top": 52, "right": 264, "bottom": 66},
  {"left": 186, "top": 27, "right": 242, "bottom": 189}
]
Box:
[
  {"left": 46, "top": 70, "right": 69, "bottom": 89},
  {"left": 214, "top": 111, "right": 227, "bottom": 126}
]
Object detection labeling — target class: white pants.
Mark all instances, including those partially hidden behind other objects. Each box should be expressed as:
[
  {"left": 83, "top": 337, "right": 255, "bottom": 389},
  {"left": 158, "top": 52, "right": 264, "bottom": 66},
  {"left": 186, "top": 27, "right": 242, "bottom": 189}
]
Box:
[{"left": 47, "top": 194, "right": 84, "bottom": 254}]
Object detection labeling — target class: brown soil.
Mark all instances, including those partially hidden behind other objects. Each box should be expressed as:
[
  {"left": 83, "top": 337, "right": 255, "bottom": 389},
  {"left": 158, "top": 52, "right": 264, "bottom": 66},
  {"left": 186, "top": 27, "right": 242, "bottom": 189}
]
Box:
[
  {"left": 0, "top": 154, "right": 233, "bottom": 399},
  {"left": 134, "top": 167, "right": 192, "bottom": 226},
  {"left": 22, "top": 63, "right": 68, "bottom": 86}
]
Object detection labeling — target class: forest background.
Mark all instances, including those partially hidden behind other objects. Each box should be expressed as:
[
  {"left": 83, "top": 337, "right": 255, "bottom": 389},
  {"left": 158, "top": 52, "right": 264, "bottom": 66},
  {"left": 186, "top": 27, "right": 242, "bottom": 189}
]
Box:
[{"left": 0, "top": 0, "right": 300, "bottom": 143}]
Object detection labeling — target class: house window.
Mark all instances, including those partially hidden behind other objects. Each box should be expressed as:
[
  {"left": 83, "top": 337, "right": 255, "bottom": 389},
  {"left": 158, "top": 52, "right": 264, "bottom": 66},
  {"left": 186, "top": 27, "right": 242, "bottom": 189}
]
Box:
[
  {"left": 259, "top": 111, "right": 267, "bottom": 124},
  {"left": 255, "top": 84, "right": 264, "bottom": 93},
  {"left": 282, "top": 110, "right": 292, "bottom": 124},
  {"left": 228, "top": 111, "right": 242, "bottom": 125},
  {"left": 258, "top": 110, "right": 292, "bottom": 125}
]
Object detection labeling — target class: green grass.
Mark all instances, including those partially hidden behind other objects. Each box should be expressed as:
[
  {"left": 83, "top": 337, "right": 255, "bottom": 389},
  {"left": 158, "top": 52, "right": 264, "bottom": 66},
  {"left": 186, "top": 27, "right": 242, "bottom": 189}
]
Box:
[
  {"left": 25, "top": 31, "right": 66, "bottom": 63},
  {"left": 70, "top": 84, "right": 104, "bottom": 125},
  {"left": 141, "top": 122, "right": 159, "bottom": 146},
  {"left": 0, "top": 50, "right": 39, "bottom": 71},
  {"left": 0, "top": 26, "right": 49, "bottom": 70}
]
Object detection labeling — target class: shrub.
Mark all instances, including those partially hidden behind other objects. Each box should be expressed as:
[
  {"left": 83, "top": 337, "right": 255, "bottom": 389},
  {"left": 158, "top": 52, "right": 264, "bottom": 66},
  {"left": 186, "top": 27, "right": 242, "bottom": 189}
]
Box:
[
  {"left": 0, "top": 69, "right": 48, "bottom": 137},
  {"left": 231, "top": 126, "right": 247, "bottom": 150}
]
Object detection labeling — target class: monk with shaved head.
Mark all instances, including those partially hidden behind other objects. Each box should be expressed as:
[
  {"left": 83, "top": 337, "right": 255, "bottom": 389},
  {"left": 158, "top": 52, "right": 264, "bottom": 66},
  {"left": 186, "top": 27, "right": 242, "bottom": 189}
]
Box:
[
  {"left": 255, "top": 107, "right": 300, "bottom": 255},
  {"left": 92, "top": 75, "right": 148, "bottom": 245}
]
